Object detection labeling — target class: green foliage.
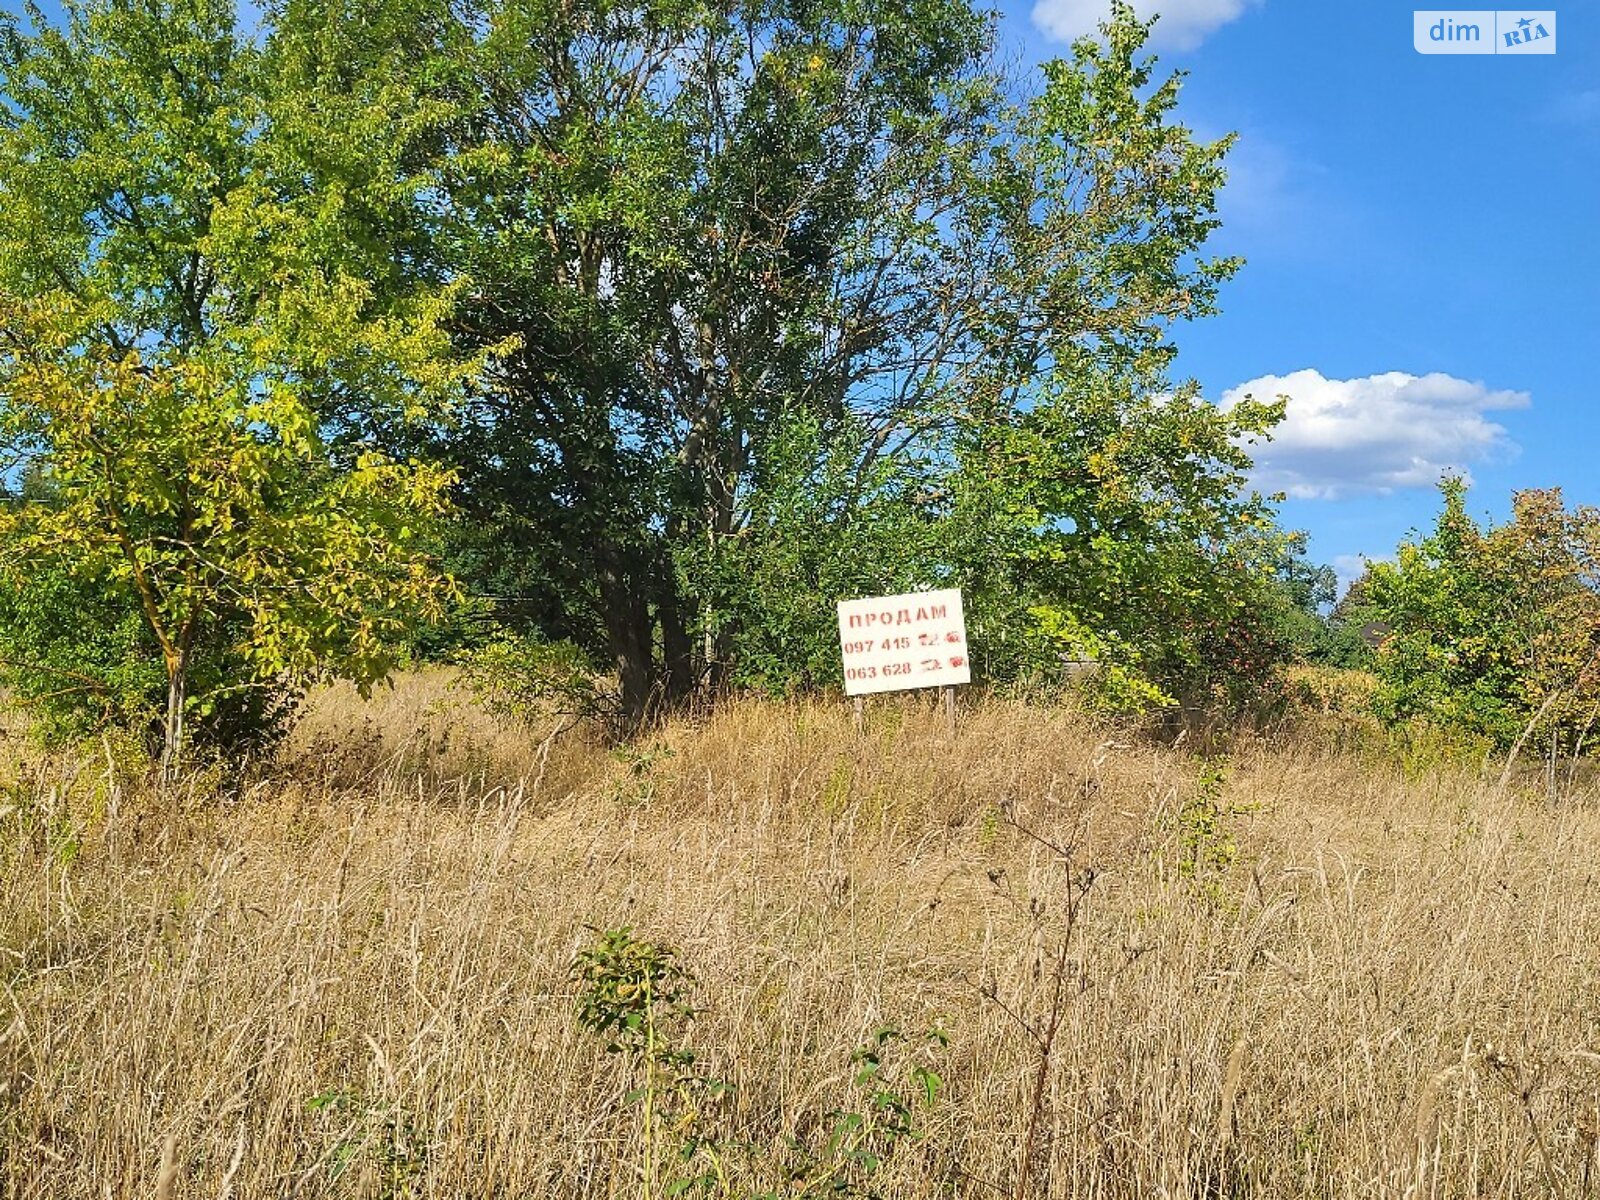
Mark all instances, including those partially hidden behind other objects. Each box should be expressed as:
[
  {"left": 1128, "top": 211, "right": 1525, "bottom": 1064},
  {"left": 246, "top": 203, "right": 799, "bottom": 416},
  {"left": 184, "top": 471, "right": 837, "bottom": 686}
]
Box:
[
  {"left": 685, "top": 411, "right": 945, "bottom": 695},
  {"left": 1173, "top": 757, "right": 1253, "bottom": 905},
  {"left": 1365, "top": 479, "right": 1600, "bottom": 752},
  {"left": 0, "top": 0, "right": 477, "bottom": 769},
  {"left": 456, "top": 630, "right": 609, "bottom": 725},
  {"left": 572, "top": 928, "right": 735, "bottom": 1198},
  {"left": 918, "top": 12, "right": 1294, "bottom": 709},
  {"left": 1319, "top": 573, "right": 1382, "bottom": 671},
  {"left": 0, "top": 559, "right": 163, "bottom": 742},
  {"left": 770, "top": 1025, "right": 949, "bottom": 1199},
  {"left": 0, "top": 296, "right": 460, "bottom": 766},
  {"left": 1247, "top": 530, "right": 1373, "bottom": 669},
  {"left": 574, "top": 927, "right": 701, "bottom": 1060},
  {"left": 948, "top": 366, "right": 1287, "bottom": 709},
  {"left": 1285, "top": 665, "right": 1380, "bottom": 725},
  {"left": 0, "top": 0, "right": 1320, "bottom": 750},
  {"left": 414, "top": 0, "right": 1010, "bottom": 723},
  {"left": 608, "top": 743, "right": 676, "bottom": 807},
  {"left": 393, "top": 0, "right": 1289, "bottom": 722},
  {"left": 305, "top": 1088, "right": 428, "bottom": 1199},
  {"left": 675, "top": 9, "right": 1294, "bottom": 711}
]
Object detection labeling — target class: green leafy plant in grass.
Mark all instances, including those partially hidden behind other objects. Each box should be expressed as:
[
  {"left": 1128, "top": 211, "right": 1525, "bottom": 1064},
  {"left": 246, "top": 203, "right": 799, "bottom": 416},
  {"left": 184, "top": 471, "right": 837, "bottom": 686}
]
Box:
[
  {"left": 768, "top": 1024, "right": 949, "bottom": 1199},
  {"left": 608, "top": 744, "right": 676, "bottom": 808},
  {"left": 572, "top": 928, "right": 734, "bottom": 1198},
  {"left": 305, "top": 1088, "right": 428, "bottom": 1199},
  {"left": 572, "top": 930, "right": 951, "bottom": 1198},
  {"left": 456, "top": 630, "right": 615, "bottom": 729},
  {"left": 1174, "top": 758, "right": 1256, "bottom": 903}
]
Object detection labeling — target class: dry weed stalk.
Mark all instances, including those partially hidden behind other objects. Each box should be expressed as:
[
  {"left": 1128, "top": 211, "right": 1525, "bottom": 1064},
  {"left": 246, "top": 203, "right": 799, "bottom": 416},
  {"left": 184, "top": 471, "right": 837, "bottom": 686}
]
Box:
[
  {"left": 153, "top": 1134, "right": 177, "bottom": 1200},
  {"left": 1216, "top": 1037, "right": 1247, "bottom": 1152}
]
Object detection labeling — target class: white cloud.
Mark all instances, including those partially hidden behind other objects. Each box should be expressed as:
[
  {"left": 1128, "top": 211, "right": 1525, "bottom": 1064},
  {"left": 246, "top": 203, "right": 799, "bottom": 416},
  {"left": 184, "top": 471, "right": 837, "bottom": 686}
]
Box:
[
  {"left": 1221, "top": 369, "right": 1529, "bottom": 500},
  {"left": 1031, "top": 0, "right": 1264, "bottom": 50}
]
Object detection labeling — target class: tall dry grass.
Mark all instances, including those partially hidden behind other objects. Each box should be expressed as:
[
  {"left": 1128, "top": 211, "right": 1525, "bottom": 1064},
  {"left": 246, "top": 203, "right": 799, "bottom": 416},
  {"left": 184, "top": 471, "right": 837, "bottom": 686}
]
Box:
[{"left": 2, "top": 671, "right": 1599, "bottom": 1198}]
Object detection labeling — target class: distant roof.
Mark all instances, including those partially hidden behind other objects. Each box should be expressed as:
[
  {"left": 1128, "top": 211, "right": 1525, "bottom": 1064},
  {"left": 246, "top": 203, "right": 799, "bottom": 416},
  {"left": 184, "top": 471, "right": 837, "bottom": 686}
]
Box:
[{"left": 1358, "top": 620, "right": 1392, "bottom": 648}]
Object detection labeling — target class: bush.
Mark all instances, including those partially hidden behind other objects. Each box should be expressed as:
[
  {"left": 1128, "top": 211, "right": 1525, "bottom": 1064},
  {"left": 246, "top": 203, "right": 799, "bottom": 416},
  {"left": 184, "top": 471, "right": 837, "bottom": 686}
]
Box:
[
  {"left": 0, "top": 563, "right": 164, "bottom": 743},
  {"left": 0, "top": 563, "right": 303, "bottom": 759},
  {"left": 456, "top": 631, "right": 612, "bottom": 726},
  {"left": 1365, "top": 480, "right": 1600, "bottom": 752}
]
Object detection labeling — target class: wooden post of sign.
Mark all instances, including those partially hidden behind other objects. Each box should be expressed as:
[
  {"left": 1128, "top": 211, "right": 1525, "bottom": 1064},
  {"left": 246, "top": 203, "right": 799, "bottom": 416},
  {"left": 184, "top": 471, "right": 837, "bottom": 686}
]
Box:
[
  {"left": 942, "top": 684, "right": 956, "bottom": 734},
  {"left": 853, "top": 695, "right": 865, "bottom": 733}
]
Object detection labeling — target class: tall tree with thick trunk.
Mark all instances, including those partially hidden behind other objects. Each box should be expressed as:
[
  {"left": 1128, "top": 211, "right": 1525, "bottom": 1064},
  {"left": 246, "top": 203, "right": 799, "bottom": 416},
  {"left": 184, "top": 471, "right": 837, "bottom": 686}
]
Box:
[
  {"left": 413, "top": 0, "right": 1266, "bottom": 722},
  {"left": 403, "top": 0, "right": 1002, "bottom": 727}
]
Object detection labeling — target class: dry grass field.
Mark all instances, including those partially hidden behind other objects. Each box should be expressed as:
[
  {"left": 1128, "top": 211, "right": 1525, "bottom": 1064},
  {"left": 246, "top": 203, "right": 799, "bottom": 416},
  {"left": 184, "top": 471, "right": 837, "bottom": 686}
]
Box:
[{"left": 3, "top": 671, "right": 1600, "bottom": 1198}]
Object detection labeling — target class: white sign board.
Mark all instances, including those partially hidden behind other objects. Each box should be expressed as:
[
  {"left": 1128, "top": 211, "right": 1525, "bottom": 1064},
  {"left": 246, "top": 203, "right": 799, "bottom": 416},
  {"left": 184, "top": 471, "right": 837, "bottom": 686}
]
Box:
[{"left": 837, "top": 588, "right": 970, "bottom": 696}]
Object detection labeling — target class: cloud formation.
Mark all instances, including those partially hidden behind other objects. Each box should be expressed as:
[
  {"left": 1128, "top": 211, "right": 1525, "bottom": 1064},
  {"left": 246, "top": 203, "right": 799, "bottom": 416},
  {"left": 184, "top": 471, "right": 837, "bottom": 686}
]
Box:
[
  {"left": 1221, "top": 369, "right": 1528, "bottom": 500},
  {"left": 1031, "top": 0, "right": 1263, "bottom": 50}
]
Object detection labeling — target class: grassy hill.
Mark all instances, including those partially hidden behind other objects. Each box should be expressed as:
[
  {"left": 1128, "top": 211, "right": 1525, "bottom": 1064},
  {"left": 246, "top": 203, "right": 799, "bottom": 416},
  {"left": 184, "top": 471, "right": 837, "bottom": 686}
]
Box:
[{"left": 3, "top": 673, "right": 1598, "bottom": 1198}]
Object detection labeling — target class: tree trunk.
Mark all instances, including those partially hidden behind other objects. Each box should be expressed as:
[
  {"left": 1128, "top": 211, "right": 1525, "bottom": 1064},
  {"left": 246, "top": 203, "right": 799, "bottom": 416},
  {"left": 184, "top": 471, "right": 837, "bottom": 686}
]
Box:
[
  {"left": 160, "top": 651, "right": 188, "bottom": 785},
  {"left": 598, "top": 547, "right": 654, "bottom": 735},
  {"left": 658, "top": 566, "right": 695, "bottom": 707}
]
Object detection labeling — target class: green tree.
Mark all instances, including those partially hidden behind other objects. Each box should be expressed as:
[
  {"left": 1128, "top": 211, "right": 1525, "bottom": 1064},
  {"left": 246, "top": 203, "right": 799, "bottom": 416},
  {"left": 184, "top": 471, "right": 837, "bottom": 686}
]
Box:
[
  {"left": 948, "top": 363, "right": 1284, "bottom": 708},
  {"left": 1366, "top": 478, "right": 1600, "bottom": 752},
  {"left": 401, "top": 0, "right": 1281, "bottom": 719},
  {"left": 1311, "top": 565, "right": 1380, "bottom": 670},
  {"left": 0, "top": 0, "right": 471, "bottom": 774},
  {"left": 1242, "top": 529, "right": 1374, "bottom": 669},
  {"left": 0, "top": 0, "right": 1298, "bottom": 745},
  {"left": 415, "top": 0, "right": 1004, "bottom": 724},
  {"left": 683, "top": 410, "right": 947, "bottom": 694}
]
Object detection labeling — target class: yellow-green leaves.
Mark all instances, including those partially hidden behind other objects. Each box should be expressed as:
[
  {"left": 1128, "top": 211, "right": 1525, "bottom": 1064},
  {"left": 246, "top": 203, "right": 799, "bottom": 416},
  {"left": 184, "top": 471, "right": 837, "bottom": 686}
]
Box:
[
  {"left": 0, "top": 295, "right": 458, "bottom": 710},
  {"left": 0, "top": 0, "right": 479, "bottom": 763},
  {"left": 1367, "top": 479, "right": 1600, "bottom": 749}
]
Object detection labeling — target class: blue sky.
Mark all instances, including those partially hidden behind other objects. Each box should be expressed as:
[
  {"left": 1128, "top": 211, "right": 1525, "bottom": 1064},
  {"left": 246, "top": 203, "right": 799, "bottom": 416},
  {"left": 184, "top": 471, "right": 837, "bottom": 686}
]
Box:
[{"left": 995, "top": 1, "right": 1598, "bottom": 586}]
